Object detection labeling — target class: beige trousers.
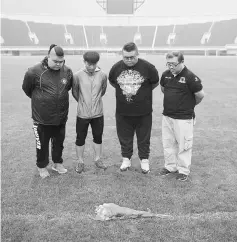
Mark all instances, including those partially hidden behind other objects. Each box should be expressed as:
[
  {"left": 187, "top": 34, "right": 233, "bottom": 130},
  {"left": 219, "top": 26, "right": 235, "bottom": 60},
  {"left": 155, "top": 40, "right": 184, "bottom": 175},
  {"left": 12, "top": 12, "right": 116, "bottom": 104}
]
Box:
[{"left": 162, "top": 115, "right": 194, "bottom": 175}]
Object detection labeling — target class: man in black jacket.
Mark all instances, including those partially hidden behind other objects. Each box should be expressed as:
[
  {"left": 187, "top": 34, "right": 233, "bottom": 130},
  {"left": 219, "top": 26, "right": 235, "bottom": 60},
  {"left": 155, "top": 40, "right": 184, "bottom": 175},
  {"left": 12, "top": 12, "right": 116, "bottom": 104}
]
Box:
[
  {"left": 109, "top": 42, "right": 159, "bottom": 174},
  {"left": 22, "top": 44, "right": 73, "bottom": 178}
]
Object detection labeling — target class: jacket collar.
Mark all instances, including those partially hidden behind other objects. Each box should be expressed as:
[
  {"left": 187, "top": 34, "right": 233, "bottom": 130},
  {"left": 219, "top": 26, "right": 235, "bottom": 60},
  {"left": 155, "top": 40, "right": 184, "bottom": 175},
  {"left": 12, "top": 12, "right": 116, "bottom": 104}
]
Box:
[{"left": 83, "top": 66, "right": 101, "bottom": 75}]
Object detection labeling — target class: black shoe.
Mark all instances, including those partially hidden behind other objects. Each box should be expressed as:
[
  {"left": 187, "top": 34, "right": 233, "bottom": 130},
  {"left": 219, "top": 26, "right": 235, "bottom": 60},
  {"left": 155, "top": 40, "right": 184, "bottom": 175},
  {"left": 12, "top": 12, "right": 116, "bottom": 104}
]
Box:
[
  {"left": 176, "top": 173, "right": 188, "bottom": 181},
  {"left": 160, "top": 168, "right": 172, "bottom": 176},
  {"left": 75, "top": 163, "right": 85, "bottom": 174},
  {"left": 95, "top": 159, "right": 107, "bottom": 170},
  {"left": 160, "top": 168, "right": 178, "bottom": 176}
]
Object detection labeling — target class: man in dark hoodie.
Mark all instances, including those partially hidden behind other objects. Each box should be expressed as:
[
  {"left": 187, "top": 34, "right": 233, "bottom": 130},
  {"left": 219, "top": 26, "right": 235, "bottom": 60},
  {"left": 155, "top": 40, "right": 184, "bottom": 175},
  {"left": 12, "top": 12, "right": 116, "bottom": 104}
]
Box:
[
  {"left": 22, "top": 44, "right": 73, "bottom": 179},
  {"left": 109, "top": 42, "right": 159, "bottom": 174}
]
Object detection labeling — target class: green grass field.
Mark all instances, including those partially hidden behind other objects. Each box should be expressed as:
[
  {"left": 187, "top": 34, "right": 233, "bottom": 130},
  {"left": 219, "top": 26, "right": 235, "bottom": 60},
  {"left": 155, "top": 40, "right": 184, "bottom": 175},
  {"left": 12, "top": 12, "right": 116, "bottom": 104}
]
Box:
[{"left": 1, "top": 55, "right": 237, "bottom": 242}]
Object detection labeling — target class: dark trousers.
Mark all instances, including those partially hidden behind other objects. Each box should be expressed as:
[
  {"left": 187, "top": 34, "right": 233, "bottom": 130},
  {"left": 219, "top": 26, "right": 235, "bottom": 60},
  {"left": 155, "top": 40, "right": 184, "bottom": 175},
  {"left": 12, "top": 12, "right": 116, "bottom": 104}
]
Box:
[
  {"left": 32, "top": 122, "right": 65, "bottom": 168},
  {"left": 75, "top": 116, "right": 104, "bottom": 146},
  {"left": 116, "top": 113, "right": 152, "bottom": 160}
]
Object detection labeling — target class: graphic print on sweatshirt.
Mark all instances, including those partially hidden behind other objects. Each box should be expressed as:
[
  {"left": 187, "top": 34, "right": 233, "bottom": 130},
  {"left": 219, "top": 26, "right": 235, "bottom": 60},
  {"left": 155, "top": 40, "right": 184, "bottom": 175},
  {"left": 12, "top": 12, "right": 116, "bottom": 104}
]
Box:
[{"left": 117, "top": 69, "right": 145, "bottom": 102}]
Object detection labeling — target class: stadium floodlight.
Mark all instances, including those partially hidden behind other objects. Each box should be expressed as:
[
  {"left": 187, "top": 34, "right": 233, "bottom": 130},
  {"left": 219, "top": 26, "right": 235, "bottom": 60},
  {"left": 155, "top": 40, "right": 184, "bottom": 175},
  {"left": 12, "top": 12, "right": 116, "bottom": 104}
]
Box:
[
  {"left": 24, "top": 21, "right": 39, "bottom": 45},
  {"left": 201, "top": 21, "right": 215, "bottom": 45},
  {"left": 64, "top": 25, "right": 74, "bottom": 45},
  {"left": 0, "top": 36, "right": 4, "bottom": 45},
  {"left": 134, "top": 26, "right": 142, "bottom": 45}
]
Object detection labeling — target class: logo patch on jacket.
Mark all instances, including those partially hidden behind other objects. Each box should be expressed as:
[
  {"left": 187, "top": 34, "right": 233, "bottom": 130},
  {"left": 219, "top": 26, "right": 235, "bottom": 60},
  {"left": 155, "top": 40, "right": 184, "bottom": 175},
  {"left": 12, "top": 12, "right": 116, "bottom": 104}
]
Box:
[
  {"left": 178, "top": 77, "right": 186, "bottom": 83},
  {"left": 61, "top": 78, "right": 67, "bottom": 84}
]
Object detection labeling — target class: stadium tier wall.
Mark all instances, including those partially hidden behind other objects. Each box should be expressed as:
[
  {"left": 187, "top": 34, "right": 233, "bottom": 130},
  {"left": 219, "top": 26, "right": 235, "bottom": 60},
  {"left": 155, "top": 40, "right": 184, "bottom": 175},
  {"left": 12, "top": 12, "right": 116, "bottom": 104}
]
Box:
[{"left": 1, "top": 18, "right": 237, "bottom": 55}]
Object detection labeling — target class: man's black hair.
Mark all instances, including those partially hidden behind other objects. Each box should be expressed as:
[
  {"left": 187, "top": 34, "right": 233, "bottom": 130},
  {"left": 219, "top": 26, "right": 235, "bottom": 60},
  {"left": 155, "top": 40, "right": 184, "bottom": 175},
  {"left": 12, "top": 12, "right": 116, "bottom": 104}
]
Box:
[
  {"left": 48, "top": 44, "right": 64, "bottom": 57},
  {"left": 83, "top": 51, "right": 100, "bottom": 64},
  {"left": 122, "top": 42, "right": 138, "bottom": 52},
  {"left": 166, "top": 51, "right": 184, "bottom": 62}
]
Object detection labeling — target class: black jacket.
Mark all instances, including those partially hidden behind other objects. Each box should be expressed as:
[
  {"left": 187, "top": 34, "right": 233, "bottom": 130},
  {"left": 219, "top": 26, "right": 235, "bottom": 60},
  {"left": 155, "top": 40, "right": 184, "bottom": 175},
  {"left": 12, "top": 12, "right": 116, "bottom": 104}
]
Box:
[{"left": 22, "top": 57, "right": 73, "bottom": 125}]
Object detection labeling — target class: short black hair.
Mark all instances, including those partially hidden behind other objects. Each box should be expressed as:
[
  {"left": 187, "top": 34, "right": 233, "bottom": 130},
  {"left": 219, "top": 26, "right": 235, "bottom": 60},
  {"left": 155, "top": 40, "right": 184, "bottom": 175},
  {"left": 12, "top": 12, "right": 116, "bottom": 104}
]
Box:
[
  {"left": 166, "top": 51, "right": 184, "bottom": 62},
  {"left": 122, "top": 42, "right": 138, "bottom": 52},
  {"left": 83, "top": 51, "right": 100, "bottom": 64},
  {"left": 48, "top": 44, "right": 64, "bottom": 57}
]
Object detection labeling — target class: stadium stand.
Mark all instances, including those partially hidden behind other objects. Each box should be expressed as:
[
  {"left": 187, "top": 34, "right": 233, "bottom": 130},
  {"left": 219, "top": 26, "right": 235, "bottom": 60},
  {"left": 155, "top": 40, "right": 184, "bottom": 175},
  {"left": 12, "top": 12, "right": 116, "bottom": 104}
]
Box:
[
  {"left": 173, "top": 22, "right": 211, "bottom": 46},
  {"left": 1, "top": 18, "right": 32, "bottom": 46},
  {"left": 1, "top": 17, "right": 237, "bottom": 55},
  {"left": 206, "top": 19, "right": 237, "bottom": 46},
  {"left": 103, "top": 26, "right": 137, "bottom": 47},
  {"left": 65, "top": 25, "right": 87, "bottom": 47},
  {"left": 85, "top": 26, "right": 104, "bottom": 48},
  {"left": 154, "top": 25, "right": 173, "bottom": 46},
  {"left": 27, "top": 22, "right": 66, "bottom": 46},
  {"left": 139, "top": 26, "right": 156, "bottom": 47}
]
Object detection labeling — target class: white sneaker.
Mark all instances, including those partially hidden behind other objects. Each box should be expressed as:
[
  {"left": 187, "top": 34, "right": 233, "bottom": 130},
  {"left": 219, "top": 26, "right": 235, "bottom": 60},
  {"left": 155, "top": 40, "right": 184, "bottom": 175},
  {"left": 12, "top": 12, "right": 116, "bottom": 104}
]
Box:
[
  {"left": 38, "top": 168, "right": 50, "bottom": 179},
  {"left": 120, "top": 158, "right": 131, "bottom": 171},
  {"left": 141, "top": 159, "right": 150, "bottom": 174},
  {"left": 52, "top": 164, "right": 67, "bottom": 174}
]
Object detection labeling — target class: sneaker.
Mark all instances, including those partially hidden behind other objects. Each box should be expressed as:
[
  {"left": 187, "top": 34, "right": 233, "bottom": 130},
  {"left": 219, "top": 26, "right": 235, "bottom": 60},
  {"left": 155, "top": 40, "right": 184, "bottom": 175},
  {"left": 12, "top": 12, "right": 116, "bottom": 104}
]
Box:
[
  {"left": 38, "top": 168, "right": 50, "bottom": 179},
  {"left": 52, "top": 164, "right": 67, "bottom": 174},
  {"left": 120, "top": 157, "right": 131, "bottom": 171},
  {"left": 95, "top": 159, "right": 107, "bottom": 170},
  {"left": 176, "top": 173, "right": 188, "bottom": 181},
  {"left": 140, "top": 159, "right": 150, "bottom": 174},
  {"left": 75, "top": 162, "right": 85, "bottom": 174},
  {"left": 160, "top": 168, "right": 177, "bottom": 176}
]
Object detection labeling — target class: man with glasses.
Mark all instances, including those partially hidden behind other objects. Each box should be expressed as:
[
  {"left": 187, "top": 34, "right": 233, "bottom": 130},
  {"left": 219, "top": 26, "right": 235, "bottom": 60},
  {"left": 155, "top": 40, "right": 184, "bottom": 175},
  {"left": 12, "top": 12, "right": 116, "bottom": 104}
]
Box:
[
  {"left": 109, "top": 42, "right": 159, "bottom": 174},
  {"left": 160, "top": 51, "right": 205, "bottom": 181},
  {"left": 22, "top": 44, "right": 73, "bottom": 178}
]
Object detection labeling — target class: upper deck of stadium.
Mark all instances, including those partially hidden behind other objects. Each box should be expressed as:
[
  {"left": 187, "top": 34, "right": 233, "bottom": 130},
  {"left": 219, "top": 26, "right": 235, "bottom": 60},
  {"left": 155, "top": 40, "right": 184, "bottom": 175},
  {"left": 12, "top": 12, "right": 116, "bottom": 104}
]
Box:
[{"left": 1, "top": 0, "right": 237, "bottom": 54}]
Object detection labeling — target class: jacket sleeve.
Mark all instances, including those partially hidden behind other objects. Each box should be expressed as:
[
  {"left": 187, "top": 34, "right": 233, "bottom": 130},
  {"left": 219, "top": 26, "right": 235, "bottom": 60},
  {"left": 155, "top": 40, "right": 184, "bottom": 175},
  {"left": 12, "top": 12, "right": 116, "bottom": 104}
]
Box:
[
  {"left": 101, "top": 73, "right": 107, "bottom": 97},
  {"left": 67, "top": 69, "right": 73, "bottom": 91},
  {"left": 22, "top": 69, "right": 36, "bottom": 98},
  {"left": 72, "top": 74, "right": 79, "bottom": 102}
]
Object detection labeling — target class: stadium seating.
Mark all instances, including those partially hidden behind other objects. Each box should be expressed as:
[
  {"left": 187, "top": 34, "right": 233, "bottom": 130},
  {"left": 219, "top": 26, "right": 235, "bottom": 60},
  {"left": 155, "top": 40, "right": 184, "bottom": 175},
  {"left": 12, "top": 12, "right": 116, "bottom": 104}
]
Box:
[
  {"left": 206, "top": 19, "right": 237, "bottom": 46},
  {"left": 1, "top": 17, "right": 237, "bottom": 49},
  {"left": 27, "top": 22, "right": 65, "bottom": 46},
  {"left": 66, "top": 25, "right": 87, "bottom": 47},
  {"left": 173, "top": 22, "right": 211, "bottom": 46},
  {"left": 103, "top": 26, "right": 137, "bottom": 47},
  {"left": 139, "top": 26, "right": 156, "bottom": 47},
  {"left": 154, "top": 25, "right": 173, "bottom": 46},
  {"left": 85, "top": 26, "right": 104, "bottom": 48},
  {"left": 1, "top": 18, "right": 32, "bottom": 46}
]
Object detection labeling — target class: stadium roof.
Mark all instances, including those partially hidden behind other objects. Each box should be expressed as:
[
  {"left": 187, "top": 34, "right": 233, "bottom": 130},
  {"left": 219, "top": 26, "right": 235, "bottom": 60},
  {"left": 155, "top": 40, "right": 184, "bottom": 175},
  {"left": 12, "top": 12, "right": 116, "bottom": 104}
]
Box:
[{"left": 1, "top": 0, "right": 237, "bottom": 25}]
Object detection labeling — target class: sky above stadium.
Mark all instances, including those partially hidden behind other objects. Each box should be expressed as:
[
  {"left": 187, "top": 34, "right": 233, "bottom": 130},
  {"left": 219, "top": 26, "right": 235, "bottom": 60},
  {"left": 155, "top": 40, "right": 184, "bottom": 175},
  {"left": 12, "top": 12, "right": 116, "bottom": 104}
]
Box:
[{"left": 2, "top": 0, "right": 237, "bottom": 17}]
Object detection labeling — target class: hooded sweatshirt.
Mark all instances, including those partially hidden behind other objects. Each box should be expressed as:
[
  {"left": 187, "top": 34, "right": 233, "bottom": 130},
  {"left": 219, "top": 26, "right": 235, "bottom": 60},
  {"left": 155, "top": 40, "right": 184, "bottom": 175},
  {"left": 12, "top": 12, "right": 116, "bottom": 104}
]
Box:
[{"left": 72, "top": 67, "right": 107, "bottom": 119}]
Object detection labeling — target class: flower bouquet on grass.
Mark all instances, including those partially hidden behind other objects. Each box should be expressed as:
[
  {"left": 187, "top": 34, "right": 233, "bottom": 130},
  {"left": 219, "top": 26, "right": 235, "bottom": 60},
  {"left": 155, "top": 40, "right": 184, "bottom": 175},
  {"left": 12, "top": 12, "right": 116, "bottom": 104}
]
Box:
[{"left": 94, "top": 203, "right": 173, "bottom": 221}]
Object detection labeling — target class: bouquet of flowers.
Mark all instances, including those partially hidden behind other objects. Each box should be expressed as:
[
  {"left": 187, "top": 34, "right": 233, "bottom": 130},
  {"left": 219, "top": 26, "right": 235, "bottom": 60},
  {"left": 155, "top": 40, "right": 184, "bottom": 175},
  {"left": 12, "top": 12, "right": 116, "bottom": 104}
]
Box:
[{"left": 94, "top": 203, "right": 172, "bottom": 221}]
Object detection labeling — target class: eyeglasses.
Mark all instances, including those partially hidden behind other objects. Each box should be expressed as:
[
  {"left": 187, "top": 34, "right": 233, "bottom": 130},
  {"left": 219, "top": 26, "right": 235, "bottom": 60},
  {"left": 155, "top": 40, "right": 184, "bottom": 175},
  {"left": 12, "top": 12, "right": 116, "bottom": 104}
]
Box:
[
  {"left": 166, "top": 62, "right": 180, "bottom": 68},
  {"left": 123, "top": 56, "right": 137, "bottom": 61}
]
